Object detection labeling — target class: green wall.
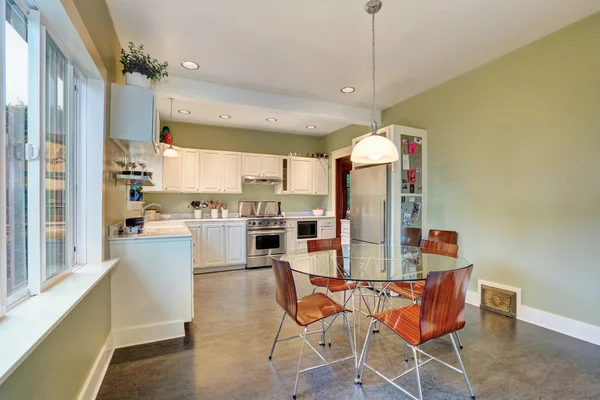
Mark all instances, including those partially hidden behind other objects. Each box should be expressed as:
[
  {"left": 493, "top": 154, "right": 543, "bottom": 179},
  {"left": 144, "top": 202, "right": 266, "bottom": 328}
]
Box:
[
  {"left": 324, "top": 12, "right": 600, "bottom": 326},
  {"left": 144, "top": 122, "right": 326, "bottom": 213},
  {"left": 0, "top": 278, "right": 111, "bottom": 400}
]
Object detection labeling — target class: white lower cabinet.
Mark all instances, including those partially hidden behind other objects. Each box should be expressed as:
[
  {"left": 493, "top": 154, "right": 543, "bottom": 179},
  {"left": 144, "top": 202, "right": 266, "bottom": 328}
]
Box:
[
  {"left": 318, "top": 218, "right": 336, "bottom": 239},
  {"left": 201, "top": 223, "right": 226, "bottom": 267},
  {"left": 188, "top": 221, "right": 247, "bottom": 271},
  {"left": 225, "top": 223, "right": 246, "bottom": 265}
]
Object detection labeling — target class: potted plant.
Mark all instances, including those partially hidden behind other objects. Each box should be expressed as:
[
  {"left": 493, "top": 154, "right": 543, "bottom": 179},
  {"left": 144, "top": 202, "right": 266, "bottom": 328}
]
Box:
[{"left": 120, "top": 42, "right": 168, "bottom": 88}]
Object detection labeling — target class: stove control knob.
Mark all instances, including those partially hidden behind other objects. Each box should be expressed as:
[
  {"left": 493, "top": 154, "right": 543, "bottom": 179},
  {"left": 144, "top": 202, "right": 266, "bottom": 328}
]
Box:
[
  {"left": 251, "top": 222, "right": 256, "bottom": 225},
  {"left": 258, "top": 221, "right": 262, "bottom": 225},
  {"left": 265, "top": 221, "right": 270, "bottom": 225}
]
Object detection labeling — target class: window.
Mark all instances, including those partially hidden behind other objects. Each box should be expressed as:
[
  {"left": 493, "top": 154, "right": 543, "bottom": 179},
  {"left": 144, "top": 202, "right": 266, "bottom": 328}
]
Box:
[
  {"left": 2, "top": 0, "right": 83, "bottom": 311},
  {"left": 5, "top": 0, "right": 29, "bottom": 301}
]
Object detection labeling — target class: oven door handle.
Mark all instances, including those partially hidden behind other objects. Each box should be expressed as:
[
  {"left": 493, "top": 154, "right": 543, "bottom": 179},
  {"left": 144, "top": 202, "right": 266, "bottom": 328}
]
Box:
[{"left": 248, "top": 230, "right": 286, "bottom": 235}]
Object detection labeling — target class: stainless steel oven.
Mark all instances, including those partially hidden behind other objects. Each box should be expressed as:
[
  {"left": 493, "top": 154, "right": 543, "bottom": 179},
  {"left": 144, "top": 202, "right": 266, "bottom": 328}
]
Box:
[
  {"left": 247, "top": 228, "right": 286, "bottom": 268},
  {"left": 297, "top": 220, "right": 318, "bottom": 239}
]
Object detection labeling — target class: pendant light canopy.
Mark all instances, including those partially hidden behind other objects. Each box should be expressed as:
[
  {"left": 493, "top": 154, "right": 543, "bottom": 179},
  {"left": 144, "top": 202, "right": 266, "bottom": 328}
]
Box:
[
  {"left": 163, "top": 98, "right": 179, "bottom": 158},
  {"left": 351, "top": 1, "right": 398, "bottom": 164}
]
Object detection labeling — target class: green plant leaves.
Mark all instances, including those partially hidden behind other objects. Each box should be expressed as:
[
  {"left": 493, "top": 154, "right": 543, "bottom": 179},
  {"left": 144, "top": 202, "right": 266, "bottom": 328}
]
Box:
[{"left": 120, "top": 42, "right": 169, "bottom": 83}]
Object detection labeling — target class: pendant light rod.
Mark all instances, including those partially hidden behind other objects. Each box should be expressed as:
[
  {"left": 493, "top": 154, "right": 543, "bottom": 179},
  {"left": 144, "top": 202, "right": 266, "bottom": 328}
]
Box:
[{"left": 366, "top": 0, "right": 381, "bottom": 134}]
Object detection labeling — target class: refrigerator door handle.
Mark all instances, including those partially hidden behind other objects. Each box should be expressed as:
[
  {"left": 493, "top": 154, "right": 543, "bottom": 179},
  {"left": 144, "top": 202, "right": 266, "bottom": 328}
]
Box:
[{"left": 379, "top": 198, "right": 386, "bottom": 243}]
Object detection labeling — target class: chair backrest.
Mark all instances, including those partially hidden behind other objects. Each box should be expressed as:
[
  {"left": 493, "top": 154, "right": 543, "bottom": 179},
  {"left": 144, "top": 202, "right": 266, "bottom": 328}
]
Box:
[
  {"left": 428, "top": 229, "right": 457, "bottom": 245},
  {"left": 270, "top": 257, "right": 298, "bottom": 321},
  {"left": 307, "top": 238, "right": 343, "bottom": 283},
  {"left": 307, "top": 237, "right": 341, "bottom": 253},
  {"left": 401, "top": 227, "right": 422, "bottom": 247},
  {"left": 420, "top": 239, "right": 459, "bottom": 258},
  {"left": 419, "top": 265, "right": 473, "bottom": 343}
]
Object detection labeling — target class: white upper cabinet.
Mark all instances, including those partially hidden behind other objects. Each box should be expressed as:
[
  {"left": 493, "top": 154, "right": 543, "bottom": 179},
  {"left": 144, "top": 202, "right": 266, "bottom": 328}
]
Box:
[
  {"left": 242, "top": 153, "right": 281, "bottom": 177},
  {"left": 200, "top": 151, "right": 222, "bottom": 192},
  {"left": 312, "top": 159, "right": 328, "bottom": 195},
  {"left": 290, "top": 157, "right": 313, "bottom": 194},
  {"left": 222, "top": 152, "right": 242, "bottom": 193},
  {"left": 162, "top": 147, "right": 182, "bottom": 192},
  {"left": 263, "top": 155, "right": 281, "bottom": 177},
  {"left": 182, "top": 149, "right": 201, "bottom": 192},
  {"left": 242, "top": 154, "right": 262, "bottom": 176}
]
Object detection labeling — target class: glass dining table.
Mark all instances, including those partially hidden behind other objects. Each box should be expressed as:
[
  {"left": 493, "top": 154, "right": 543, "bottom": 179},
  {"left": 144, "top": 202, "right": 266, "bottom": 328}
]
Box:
[{"left": 280, "top": 242, "right": 473, "bottom": 379}]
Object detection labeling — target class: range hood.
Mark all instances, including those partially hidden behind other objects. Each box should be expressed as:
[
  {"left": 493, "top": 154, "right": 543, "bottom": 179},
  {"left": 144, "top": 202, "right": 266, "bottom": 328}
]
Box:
[
  {"left": 113, "top": 171, "right": 155, "bottom": 186},
  {"left": 242, "top": 175, "right": 282, "bottom": 185}
]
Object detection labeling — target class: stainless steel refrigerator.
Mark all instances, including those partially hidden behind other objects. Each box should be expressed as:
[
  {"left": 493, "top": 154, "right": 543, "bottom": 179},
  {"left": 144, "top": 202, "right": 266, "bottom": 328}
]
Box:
[{"left": 350, "top": 164, "right": 391, "bottom": 244}]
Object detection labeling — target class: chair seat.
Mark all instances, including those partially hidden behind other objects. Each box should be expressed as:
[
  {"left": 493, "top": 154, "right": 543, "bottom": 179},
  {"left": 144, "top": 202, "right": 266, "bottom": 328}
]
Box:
[
  {"left": 388, "top": 281, "right": 425, "bottom": 300},
  {"left": 372, "top": 304, "right": 422, "bottom": 346},
  {"left": 296, "top": 293, "right": 349, "bottom": 326},
  {"left": 310, "top": 276, "right": 368, "bottom": 292}
]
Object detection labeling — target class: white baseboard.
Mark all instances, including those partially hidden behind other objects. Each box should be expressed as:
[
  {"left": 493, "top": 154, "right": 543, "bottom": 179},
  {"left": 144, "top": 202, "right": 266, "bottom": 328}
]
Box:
[
  {"left": 466, "top": 283, "right": 600, "bottom": 347},
  {"left": 77, "top": 333, "right": 114, "bottom": 400},
  {"left": 112, "top": 321, "right": 185, "bottom": 349}
]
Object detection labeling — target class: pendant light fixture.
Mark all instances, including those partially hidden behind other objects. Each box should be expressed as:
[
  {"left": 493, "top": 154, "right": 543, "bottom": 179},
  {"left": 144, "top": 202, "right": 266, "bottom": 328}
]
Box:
[
  {"left": 351, "top": 0, "right": 399, "bottom": 164},
  {"left": 163, "top": 98, "right": 179, "bottom": 158}
]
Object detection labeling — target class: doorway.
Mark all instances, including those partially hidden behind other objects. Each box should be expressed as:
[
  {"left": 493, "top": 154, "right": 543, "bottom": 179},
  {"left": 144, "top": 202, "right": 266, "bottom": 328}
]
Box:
[{"left": 335, "top": 156, "right": 352, "bottom": 237}]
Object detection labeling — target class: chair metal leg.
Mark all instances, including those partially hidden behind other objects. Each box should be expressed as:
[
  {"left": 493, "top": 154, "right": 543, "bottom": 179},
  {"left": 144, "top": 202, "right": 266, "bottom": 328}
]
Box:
[
  {"left": 269, "top": 312, "right": 286, "bottom": 360},
  {"left": 358, "top": 319, "right": 376, "bottom": 383},
  {"left": 455, "top": 331, "right": 464, "bottom": 349},
  {"left": 328, "top": 315, "right": 333, "bottom": 346},
  {"left": 319, "top": 320, "right": 325, "bottom": 346},
  {"left": 343, "top": 313, "right": 357, "bottom": 378},
  {"left": 412, "top": 346, "right": 424, "bottom": 400},
  {"left": 450, "top": 333, "right": 475, "bottom": 398},
  {"left": 405, "top": 343, "right": 409, "bottom": 362},
  {"left": 293, "top": 326, "right": 308, "bottom": 399}
]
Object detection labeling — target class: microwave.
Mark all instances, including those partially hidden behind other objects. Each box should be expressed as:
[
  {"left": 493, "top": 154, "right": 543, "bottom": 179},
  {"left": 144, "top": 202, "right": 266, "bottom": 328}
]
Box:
[{"left": 297, "top": 220, "right": 318, "bottom": 239}]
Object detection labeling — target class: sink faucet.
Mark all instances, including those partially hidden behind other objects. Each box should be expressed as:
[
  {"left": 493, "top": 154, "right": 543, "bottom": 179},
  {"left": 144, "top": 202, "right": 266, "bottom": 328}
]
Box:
[{"left": 142, "top": 203, "right": 162, "bottom": 219}]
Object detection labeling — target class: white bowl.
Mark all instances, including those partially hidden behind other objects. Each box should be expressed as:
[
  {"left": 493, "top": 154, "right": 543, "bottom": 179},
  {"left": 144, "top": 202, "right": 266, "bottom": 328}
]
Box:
[
  {"left": 160, "top": 214, "right": 172, "bottom": 220},
  {"left": 312, "top": 209, "right": 324, "bottom": 216}
]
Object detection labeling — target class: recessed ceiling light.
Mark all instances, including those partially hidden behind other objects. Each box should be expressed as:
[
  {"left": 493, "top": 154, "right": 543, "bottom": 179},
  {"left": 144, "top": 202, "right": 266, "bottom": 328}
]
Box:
[
  {"left": 180, "top": 60, "right": 200, "bottom": 70},
  {"left": 266, "top": 118, "right": 277, "bottom": 122},
  {"left": 341, "top": 86, "right": 355, "bottom": 93},
  {"left": 178, "top": 110, "right": 191, "bottom": 114},
  {"left": 306, "top": 125, "right": 317, "bottom": 129},
  {"left": 219, "top": 115, "right": 231, "bottom": 119}
]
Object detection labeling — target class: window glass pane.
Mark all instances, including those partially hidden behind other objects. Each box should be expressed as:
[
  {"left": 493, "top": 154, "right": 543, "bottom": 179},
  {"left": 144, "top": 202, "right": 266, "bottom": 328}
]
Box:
[
  {"left": 45, "top": 35, "right": 70, "bottom": 280},
  {"left": 5, "top": 0, "right": 29, "bottom": 296}
]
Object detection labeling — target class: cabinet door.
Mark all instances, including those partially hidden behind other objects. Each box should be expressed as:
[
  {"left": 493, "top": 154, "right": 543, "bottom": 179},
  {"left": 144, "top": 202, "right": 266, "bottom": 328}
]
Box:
[
  {"left": 182, "top": 149, "right": 200, "bottom": 192},
  {"left": 187, "top": 226, "right": 202, "bottom": 267},
  {"left": 286, "top": 228, "right": 297, "bottom": 252},
  {"left": 313, "top": 159, "right": 328, "bottom": 195},
  {"left": 200, "top": 151, "right": 222, "bottom": 193},
  {"left": 163, "top": 147, "right": 182, "bottom": 192},
  {"left": 225, "top": 223, "right": 247, "bottom": 266},
  {"left": 222, "top": 152, "right": 242, "bottom": 193},
  {"left": 290, "top": 157, "right": 313, "bottom": 194},
  {"left": 143, "top": 151, "right": 163, "bottom": 192},
  {"left": 263, "top": 155, "right": 281, "bottom": 177},
  {"left": 242, "top": 153, "right": 262, "bottom": 176},
  {"left": 201, "top": 224, "right": 225, "bottom": 267},
  {"left": 320, "top": 227, "right": 335, "bottom": 239}
]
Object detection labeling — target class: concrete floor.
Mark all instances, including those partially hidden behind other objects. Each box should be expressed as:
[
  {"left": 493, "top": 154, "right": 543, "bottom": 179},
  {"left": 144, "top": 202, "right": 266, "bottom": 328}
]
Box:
[{"left": 98, "top": 268, "right": 600, "bottom": 400}]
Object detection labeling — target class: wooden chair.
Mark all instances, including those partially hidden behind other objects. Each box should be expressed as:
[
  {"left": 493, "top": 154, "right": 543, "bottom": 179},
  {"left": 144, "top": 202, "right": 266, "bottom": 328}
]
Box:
[
  {"left": 401, "top": 227, "right": 422, "bottom": 247},
  {"left": 269, "top": 257, "right": 356, "bottom": 399},
  {"left": 428, "top": 229, "right": 458, "bottom": 245},
  {"left": 359, "top": 265, "right": 475, "bottom": 400},
  {"left": 388, "top": 239, "right": 465, "bottom": 350}
]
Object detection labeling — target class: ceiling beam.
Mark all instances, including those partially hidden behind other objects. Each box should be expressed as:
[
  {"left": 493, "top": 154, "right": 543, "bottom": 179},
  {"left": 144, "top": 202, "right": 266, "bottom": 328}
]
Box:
[{"left": 155, "top": 76, "right": 378, "bottom": 126}]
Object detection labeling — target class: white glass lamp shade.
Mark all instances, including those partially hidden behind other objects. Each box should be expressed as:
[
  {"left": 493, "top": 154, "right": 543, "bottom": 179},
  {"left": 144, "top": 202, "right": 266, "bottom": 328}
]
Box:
[
  {"left": 163, "top": 146, "right": 179, "bottom": 158},
  {"left": 351, "top": 134, "right": 399, "bottom": 164}
]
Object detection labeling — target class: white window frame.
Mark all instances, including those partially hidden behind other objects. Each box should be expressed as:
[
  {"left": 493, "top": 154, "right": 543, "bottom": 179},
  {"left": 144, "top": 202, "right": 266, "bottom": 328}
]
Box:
[{"left": 2, "top": 0, "right": 88, "bottom": 308}]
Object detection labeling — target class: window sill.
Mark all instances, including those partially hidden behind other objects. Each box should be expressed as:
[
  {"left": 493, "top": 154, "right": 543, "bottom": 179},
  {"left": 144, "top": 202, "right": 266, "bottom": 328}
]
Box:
[{"left": 0, "top": 259, "right": 119, "bottom": 386}]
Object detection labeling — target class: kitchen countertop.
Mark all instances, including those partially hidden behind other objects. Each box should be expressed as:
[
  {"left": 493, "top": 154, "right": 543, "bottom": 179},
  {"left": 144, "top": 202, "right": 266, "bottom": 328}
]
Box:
[
  {"left": 109, "top": 222, "right": 192, "bottom": 242},
  {"left": 146, "top": 215, "right": 335, "bottom": 224}
]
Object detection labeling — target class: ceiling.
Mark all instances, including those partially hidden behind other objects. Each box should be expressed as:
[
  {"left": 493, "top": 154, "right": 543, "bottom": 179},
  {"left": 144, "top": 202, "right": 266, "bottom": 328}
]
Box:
[
  {"left": 156, "top": 95, "right": 348, "bottom": 136},
  {"left": 106, "top": 0, "right": 600, "bottom": 134}
]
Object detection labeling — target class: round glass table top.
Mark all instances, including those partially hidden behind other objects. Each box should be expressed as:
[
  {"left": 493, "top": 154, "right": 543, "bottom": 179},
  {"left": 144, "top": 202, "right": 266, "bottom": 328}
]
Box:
[{"left": 279, "top": 243, "right": 472, "bottom": 283}]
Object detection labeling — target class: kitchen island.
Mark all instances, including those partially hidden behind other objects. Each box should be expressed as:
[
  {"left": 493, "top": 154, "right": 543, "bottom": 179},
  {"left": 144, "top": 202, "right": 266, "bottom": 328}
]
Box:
[{"left": 109, "top": 222, "right": 193, "bottom": 348}]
